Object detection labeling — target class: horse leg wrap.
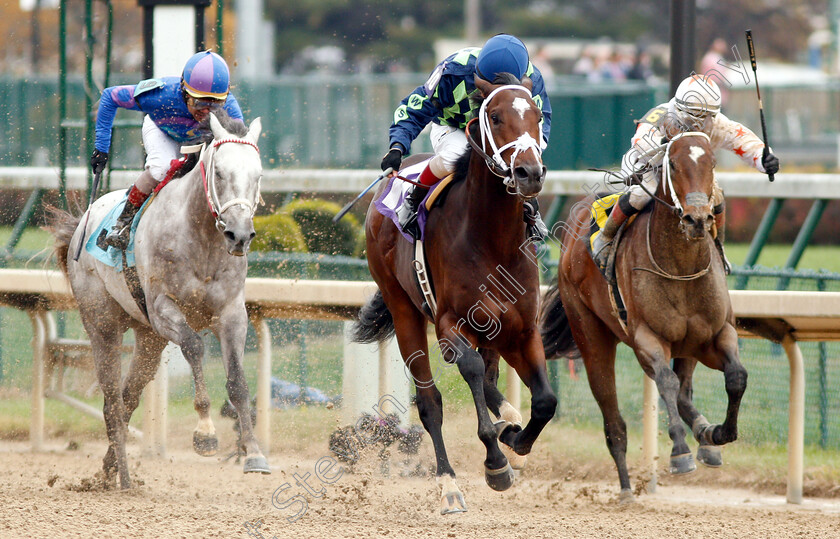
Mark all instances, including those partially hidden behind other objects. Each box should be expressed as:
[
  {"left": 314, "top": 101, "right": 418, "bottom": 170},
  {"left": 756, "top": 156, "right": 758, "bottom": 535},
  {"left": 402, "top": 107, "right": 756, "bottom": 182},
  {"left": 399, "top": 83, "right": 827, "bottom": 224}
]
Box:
[{"left": 692, "top": 415, "right": 716, "bottom": 445}]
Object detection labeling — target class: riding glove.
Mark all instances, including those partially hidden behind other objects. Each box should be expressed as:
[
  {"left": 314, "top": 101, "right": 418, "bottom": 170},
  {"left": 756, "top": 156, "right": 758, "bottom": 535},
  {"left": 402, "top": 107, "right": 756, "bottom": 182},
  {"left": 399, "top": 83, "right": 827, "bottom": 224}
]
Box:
[
  {"left": 761, "top": 148, "right": 779, "bottom": 175},
  {"left": 381, "top": 147, "right": 403, "bottom": 172},
  {"left": 90, "top": 149, "right": 109, "bottom": 174}
]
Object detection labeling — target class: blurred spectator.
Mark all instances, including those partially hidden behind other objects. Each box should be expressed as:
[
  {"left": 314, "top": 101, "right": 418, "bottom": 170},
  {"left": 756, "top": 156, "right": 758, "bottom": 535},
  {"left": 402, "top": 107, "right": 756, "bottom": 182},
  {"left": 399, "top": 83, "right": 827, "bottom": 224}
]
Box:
[
  {"left": 627, "top": 48, "right": 655, "bottom": 83},
  {"left": 531, "top": 45, "right": 556, "bottom": 91},
  {"left": 599, "top": 49, "right": 627, "bottom": 81},
  {"left": 699, "top": 38, "right": 729, "bottom": 104},
  {"left": 572, "top": 46, "right": 596, "bottom": 78}
]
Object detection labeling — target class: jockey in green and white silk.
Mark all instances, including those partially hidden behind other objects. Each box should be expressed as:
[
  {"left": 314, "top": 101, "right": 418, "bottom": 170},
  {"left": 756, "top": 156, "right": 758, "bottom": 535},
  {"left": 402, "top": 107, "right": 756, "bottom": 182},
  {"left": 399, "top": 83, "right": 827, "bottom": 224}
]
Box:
[{"left": 381, "top": 34, "right": 552, "bottom": 242}]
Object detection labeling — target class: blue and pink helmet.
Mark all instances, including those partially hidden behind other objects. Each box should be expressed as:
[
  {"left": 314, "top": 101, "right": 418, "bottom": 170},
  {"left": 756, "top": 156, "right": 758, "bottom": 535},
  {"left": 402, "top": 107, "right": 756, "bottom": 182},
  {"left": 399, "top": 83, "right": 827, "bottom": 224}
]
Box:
[
  {"left": 475, "top": 34, "right": 530, "bottom": 82},
  {"left": 182, "top": 50, "right": 230, "bottom": 100}
]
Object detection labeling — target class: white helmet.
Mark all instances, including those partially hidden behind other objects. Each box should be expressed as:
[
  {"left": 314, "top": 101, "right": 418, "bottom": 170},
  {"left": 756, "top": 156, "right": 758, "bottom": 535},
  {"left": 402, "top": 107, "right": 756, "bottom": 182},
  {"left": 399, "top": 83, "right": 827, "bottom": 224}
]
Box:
[{"left": 674, "top": 74, "right": 721, "bottom": 123}]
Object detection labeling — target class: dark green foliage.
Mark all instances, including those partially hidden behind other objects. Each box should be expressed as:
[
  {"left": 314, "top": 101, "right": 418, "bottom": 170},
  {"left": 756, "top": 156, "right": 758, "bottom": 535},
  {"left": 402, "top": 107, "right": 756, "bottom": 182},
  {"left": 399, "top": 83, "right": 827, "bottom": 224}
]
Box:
[
  {"left": 282, "top": 198, "right": 361, "bottom": 256},
  {"left": 251, "top": 212, "right": 308, "bottom": 253}
]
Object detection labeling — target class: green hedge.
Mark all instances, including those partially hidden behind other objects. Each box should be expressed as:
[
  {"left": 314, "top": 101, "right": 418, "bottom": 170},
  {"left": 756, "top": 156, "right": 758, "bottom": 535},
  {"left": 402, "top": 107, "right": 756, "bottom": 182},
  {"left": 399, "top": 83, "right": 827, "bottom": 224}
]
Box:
[
  {"left": 282, "top": 198, "right": 361, "bottom": 257},
  {"left": 251, "top": 212, "right": 307, "bottom": 253}
]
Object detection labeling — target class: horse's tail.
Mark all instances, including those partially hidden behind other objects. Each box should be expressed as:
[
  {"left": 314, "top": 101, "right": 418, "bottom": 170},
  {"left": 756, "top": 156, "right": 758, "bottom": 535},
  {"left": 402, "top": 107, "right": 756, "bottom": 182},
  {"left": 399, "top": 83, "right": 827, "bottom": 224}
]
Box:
[
  {"left": 43, "top": 205, "right": 81, "bottom": 277},
  {"left": 539, "top": 283, "right": 578, "bottom": 359},
  {"left": 351, "top": 289, "right": 395, "bottom": 344}
]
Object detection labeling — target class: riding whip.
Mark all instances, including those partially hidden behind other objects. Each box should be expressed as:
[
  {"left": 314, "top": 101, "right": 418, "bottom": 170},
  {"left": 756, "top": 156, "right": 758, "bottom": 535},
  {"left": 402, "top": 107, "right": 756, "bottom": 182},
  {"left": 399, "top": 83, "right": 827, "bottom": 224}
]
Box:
[
  {"left": 332, "top": 167, "right": 392, "bottom": 223},
  {"left": 745, "top": 29, "right": 774, "bottom": 182},
  {"left": 72, "top": 170, "right": 103, "bottom": 261}
]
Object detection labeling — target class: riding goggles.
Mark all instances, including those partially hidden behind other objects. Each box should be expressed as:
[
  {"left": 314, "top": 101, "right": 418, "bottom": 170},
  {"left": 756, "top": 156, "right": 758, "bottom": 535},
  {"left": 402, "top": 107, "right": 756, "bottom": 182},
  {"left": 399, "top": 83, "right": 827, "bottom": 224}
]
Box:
[{"left": 189, "top": 96, "right": 226, "bottom": 110}]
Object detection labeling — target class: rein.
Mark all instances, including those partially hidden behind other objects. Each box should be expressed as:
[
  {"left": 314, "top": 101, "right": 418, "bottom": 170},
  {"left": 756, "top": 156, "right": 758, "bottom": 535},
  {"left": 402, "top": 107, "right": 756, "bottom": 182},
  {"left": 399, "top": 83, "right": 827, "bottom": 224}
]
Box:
[
  {"left": 464, "top": 83, "right": 543, "bottom": 196},
  {"left": 199, "top": 137, "right": 261, "bottom": 233}
]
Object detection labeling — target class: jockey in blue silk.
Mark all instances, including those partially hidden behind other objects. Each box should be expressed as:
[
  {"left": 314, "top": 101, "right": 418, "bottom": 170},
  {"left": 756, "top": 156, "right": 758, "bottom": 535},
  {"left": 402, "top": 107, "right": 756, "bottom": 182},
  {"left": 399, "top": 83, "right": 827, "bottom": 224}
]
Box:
[
  {"left": 381, "top": 33, "right": 553, "bottom": 241},
  {"left": 91, "top": 50, "right": 244, "bottom": 250}
]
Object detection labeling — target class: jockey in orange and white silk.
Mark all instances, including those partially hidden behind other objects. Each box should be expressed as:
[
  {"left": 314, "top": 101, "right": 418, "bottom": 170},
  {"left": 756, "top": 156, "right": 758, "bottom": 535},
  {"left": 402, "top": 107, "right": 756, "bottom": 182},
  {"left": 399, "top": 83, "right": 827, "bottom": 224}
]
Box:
[{"left": 591, "top": 74, "right": 780, "bottom": 273}]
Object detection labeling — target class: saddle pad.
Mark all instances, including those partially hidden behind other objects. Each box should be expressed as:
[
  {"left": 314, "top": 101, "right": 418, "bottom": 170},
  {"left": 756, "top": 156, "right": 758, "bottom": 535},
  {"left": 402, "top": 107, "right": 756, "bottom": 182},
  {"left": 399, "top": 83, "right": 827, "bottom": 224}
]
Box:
[
  {"left": 84, "top": 193, "right": 149, "bottom": 270},
  {"left": 374, "top": 158, "right": 431, "bottom": 243}
]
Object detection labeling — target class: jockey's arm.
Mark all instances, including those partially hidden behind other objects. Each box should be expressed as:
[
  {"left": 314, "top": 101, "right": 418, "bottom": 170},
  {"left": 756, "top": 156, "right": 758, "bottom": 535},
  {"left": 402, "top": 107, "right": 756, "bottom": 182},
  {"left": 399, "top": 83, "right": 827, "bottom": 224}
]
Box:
[
  {"left": 709, "top": 112, "right": 769, "bottom": 172},
  {"left": 94, "top": 85, "right": 142, "bottom": 153},
  {"left": 620, "top": 120, "right": 663, "bottom": 177},
  {"left": 388, "top": 83, "right": 447, "bottom": 156},
  {"left": 527, "top": 65, "right": 552, "bottom": 147}
]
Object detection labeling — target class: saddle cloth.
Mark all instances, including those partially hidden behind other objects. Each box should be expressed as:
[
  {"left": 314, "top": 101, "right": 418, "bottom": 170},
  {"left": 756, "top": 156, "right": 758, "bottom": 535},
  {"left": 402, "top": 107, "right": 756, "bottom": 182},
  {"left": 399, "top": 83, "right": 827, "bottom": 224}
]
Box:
[
  {"left": 85, "top": 158, "right": 188, "bottom": 270},
  {"left": 373, "top": 159, "right": 432, "bottom": 243}
]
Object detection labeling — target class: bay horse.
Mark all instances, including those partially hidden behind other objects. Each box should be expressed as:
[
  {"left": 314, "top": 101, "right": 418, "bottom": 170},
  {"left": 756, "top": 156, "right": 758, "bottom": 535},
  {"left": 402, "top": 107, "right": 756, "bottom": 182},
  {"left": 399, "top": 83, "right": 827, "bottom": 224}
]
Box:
[
  {"left": 49, "top": 112, "right": 268, "bottom": 488},
  {"left": 540, "top": 132, "right": 747, "bottom": 501},
  {"left": 354, "top": 74, "right": 557, "bottom": 514}
]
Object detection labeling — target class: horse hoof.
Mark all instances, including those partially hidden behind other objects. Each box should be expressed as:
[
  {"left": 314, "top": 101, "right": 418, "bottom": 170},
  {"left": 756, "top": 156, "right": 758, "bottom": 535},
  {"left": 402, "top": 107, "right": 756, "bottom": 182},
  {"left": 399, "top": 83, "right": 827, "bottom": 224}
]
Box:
[
  {"left": 618, "top": 489, "right": 635, "bottom": 504},
  {"left": 192, "top": 432, "right": 218, "bottom": 456},
  {"left": 440, "top": 491, "right": 468, "bottom": 515},
  {"left": 244, "top": 456, "right": 271, "bottom": 474},
  {"left": 697, "top": 445, "right": 723, "bottom": 467},
  {"left": 485, "top": 463, "right": 515, "bottom": 492},
  {"left": 669, "top": 453, "right": 697, "bottom": 475}
]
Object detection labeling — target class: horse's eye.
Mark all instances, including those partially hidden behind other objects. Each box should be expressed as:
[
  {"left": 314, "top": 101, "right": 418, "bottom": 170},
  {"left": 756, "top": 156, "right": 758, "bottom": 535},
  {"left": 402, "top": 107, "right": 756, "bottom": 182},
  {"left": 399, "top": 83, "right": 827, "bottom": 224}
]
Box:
[{"left": 490, "top": 113, "right": 500, "bottom": 125}]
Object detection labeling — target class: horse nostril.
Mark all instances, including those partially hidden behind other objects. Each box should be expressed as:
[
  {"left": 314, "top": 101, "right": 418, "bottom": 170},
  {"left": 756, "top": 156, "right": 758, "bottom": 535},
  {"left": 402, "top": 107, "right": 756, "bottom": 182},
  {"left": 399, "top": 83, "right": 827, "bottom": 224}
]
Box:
[
  {"left": 681, "top": 215, "right": 696, "bottom": 228},
  {"left": 224, "top": 230, "right": 236, "bottom": 242},
  {"left": 514, "top": 166, "right": 528, "bottom": 181},
  {"left": 540, "top": 165, "right": 547, "bottom": 182},
  {"left": 249, "top": 231, "right": 256, "bottom": 241}
]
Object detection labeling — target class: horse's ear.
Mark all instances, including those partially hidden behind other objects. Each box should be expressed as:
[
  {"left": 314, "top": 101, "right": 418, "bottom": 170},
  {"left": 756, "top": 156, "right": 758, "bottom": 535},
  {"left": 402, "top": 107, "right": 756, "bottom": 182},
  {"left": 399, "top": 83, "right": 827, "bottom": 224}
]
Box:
[
  {"left": 520, "top": 76, "right": 533, "bottom": 92},
  {"left": 474, "top": 74, "right": 493, "bottom": 98},
  {"left": 209, "top": 113, "right": 226, "bottom": 139},
  {"left": 247, "top": 117, "right": 262, "bottom": 145}
]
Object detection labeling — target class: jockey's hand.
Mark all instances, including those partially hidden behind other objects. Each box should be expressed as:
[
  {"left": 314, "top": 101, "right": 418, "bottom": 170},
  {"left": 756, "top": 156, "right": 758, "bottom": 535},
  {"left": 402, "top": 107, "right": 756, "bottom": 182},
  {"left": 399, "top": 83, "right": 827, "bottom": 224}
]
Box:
[
  {"left": 761, "top": 148, "right": 779, "bottom": 176},
  {"left": 90, "top": 149, "right": 109, "bottom": 174},
  {"left": 381, "top": 147, "right": 402, "bottom": 173}
]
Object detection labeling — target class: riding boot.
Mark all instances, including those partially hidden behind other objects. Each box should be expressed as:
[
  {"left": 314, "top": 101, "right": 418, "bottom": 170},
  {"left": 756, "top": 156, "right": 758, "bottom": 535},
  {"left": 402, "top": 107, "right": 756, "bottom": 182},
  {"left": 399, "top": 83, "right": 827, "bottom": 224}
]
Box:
[
  {"left": 713, "top": 205, "right": 731, "bottom": 275},
  {"left": 592, "top": 195, "right": 634, "bottom": 270},
  {"left": 396, "top": 184, "right": 429, "bottom": 241},
  {"left": 101, "top": 185, "right": 148, "bottom": 250},
  {"left": 524, "top": 198, "right": 549, "bottom": 241}
]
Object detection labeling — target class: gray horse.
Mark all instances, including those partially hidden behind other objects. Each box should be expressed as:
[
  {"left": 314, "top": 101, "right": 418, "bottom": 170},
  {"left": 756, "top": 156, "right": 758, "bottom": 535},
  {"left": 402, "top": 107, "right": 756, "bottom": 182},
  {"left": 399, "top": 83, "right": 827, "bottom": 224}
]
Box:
[{"left": 49, "top": 112, "right": 268, "bottom": 488}]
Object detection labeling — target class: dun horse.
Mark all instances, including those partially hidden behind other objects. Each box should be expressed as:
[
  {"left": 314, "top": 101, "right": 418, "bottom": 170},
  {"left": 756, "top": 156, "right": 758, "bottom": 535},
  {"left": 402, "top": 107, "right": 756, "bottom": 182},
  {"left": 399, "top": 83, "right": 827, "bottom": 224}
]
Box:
[
  {"left": 354, "top": 74, "right": 557, "bottom": 514},
  {"left": 49, "top": 112, "right": 268, "bottom": 488},
  {"left": 540, "top": 132, "right": 747, "bottom": 501}
]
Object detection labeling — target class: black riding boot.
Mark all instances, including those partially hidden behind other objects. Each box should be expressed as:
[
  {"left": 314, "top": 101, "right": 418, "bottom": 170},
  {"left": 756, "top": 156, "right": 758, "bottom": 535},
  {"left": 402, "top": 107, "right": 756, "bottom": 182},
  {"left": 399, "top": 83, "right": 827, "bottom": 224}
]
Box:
[
  {"left": 524, "top": 198, "right": 549, "bottom": 241},
  {"left": 396, "top": 185, "right": 429, "bottom": 241},
  {"left": 100, "top": 201, "right": 141, "bottom": 251}
]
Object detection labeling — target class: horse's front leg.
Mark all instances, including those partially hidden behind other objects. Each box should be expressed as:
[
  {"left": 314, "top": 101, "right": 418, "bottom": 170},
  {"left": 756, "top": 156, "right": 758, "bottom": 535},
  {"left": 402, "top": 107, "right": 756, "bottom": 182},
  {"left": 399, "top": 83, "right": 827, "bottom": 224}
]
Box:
[
  {"left": 673, "top": 356, "right": 722, "bottom": 467},
  {"left": 496, "top": 332, "right": 557, "bottom": 459},
  {"left": 215, "top": 305, "right": 270, "bottom": 474},
  {"left": 633, "top": 324, "right": 695, "bottom": 475},
  {"left": 692, "top": 323, "right": 748, "bottom": 463},
  {"left": 150, "top": 296, "right": 218, "bottom": 457},
  {"left": 438, "top": 321, "right": 514, "bottom": 493}
]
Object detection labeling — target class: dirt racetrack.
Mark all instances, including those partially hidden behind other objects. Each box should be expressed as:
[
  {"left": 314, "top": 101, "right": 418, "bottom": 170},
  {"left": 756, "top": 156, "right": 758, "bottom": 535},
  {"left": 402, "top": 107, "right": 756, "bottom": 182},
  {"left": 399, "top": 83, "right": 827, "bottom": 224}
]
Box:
[{"left": 3, "top": 428, "right": 840, "bottom": 539}]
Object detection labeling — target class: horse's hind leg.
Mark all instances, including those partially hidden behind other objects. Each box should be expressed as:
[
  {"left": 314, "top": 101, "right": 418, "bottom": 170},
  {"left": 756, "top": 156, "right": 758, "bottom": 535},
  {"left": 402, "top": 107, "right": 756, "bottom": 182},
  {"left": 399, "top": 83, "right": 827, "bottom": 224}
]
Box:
[
  {"left": 633, "top": 324, "right": 695, "bottom": 476},
  {"left": 672, "top": 357, "right": 722, "bottom": 467},
  {"left": 150, "top": 297, "right": 218, "bottom": 457},
  {"left": 693, "top": 324, "right": 748, "bottom": 463},
  {"left": 480, "top": 349, "right": 527, "bottom": 470},
  {"left": 215, "top": 307, "right": 269, "bottom": 474},
  {"left": 85, "top": 316, "right": 131, "bottom": 489}
]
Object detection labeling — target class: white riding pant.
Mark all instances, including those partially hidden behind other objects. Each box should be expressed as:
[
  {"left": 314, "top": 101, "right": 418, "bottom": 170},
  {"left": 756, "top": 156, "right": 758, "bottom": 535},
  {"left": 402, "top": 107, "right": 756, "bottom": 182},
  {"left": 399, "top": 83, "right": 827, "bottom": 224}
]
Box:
[
  {"left": 427, "top": 123, "right": 469, "bottom": 178},
  {"left": 140, "top": 115, "right": 181, "bottom": 192}
]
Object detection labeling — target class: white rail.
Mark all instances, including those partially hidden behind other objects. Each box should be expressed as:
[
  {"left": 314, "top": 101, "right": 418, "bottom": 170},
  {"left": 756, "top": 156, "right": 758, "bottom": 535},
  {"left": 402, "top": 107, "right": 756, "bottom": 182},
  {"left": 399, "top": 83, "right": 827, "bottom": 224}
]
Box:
[{"left": 1, "top": 269, "right": 839, "bottom": 503}]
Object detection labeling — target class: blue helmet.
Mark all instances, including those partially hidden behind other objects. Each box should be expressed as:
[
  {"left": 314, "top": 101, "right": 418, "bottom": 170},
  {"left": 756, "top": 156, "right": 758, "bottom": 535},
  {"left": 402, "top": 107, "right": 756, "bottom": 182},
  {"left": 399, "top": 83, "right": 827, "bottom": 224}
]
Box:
[
  {"left": 182, "top": 51, "right": 230, "bottom": 100},
  {"left": 475, "top": 34, "right": 530, "bottom": 82}
]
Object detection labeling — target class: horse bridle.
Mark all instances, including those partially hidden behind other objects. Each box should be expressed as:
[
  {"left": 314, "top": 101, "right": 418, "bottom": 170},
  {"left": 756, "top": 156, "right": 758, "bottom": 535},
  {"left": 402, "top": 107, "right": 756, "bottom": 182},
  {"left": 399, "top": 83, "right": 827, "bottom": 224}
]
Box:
[
  {"left": 465, "top": 84, "right": 544, "bottom": 196},
  {"left": 199, "top": 137, "right": 262, "bottom": 233},
  {"left": 638, "top": 131, "right": 711, "bottom": 217}
]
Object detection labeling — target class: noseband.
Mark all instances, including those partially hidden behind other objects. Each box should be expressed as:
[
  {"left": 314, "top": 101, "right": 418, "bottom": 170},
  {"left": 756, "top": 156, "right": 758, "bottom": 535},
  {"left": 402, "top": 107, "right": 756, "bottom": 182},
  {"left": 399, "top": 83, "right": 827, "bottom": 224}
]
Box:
[
  {"left": 465, "top": 84, "right": 543, "bottom": 196},
  {"left": 199, "top": 137, "right": 261, "bottom": 233}
]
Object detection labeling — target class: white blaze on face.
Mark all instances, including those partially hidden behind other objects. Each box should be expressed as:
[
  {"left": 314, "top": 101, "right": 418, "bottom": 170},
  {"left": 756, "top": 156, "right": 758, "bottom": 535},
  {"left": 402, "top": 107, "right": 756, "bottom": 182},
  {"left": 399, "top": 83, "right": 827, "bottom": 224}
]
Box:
[
  {"left": 512, "top": 97, "right": 531, "bottom": 119},
  {"left": 689, "top": 146, "right": 706, "bottom": 164}
]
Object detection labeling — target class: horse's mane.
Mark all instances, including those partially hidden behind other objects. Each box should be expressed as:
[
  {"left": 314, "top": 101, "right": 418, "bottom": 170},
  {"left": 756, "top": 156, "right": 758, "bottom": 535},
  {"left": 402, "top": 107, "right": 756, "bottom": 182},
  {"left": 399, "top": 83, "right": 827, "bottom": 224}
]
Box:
[{"left": 174, "top": 109, "right": 249, "bottom": 179}]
